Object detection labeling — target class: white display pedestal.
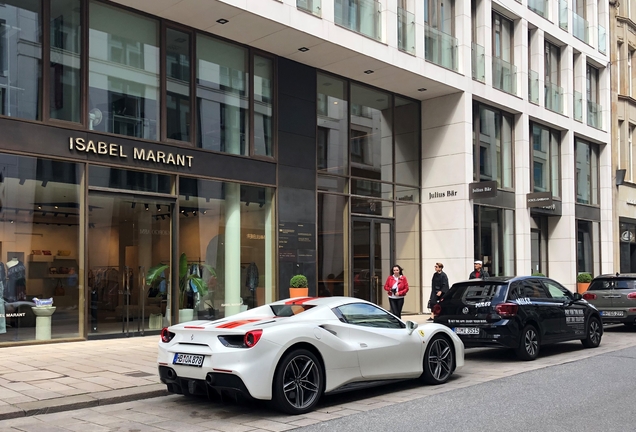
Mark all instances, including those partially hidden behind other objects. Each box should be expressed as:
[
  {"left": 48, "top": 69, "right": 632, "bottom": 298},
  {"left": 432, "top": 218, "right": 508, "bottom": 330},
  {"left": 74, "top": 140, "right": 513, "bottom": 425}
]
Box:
[{"left": 31, "top": 306, "right": 56, "bottom": 340}]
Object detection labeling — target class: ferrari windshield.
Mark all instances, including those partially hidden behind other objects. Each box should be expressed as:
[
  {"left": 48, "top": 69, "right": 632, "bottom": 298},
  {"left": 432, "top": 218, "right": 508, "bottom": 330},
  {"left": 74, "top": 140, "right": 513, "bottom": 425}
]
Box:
[{"left": 270, "top": 304, "right": 315, "bottom": 317}]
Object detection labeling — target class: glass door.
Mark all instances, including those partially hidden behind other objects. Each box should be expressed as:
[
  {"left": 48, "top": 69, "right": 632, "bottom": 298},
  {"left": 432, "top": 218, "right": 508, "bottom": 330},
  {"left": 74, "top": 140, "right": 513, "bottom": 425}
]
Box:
[
  {"left": 352, "top": 218, "right": 394, "bottom": 309},
  {"left": 88, "top": 192, "right": 173, "bottom": 337}
]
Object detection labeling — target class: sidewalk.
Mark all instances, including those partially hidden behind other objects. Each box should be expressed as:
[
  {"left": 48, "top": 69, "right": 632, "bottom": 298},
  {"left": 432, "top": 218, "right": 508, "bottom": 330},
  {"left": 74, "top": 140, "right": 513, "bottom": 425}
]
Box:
[{"left": 0, "top": 314, "right": 432, "bottom": 420}]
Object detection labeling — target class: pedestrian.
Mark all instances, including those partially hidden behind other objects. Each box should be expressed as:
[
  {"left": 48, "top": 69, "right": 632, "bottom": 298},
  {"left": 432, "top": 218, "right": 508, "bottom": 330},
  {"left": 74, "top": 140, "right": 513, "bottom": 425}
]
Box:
[
  {"left": 383, "top": 264, "right": 409, "bottom": 319},
  {"left": 469, "top": 260, "right": 490, "bottom": 279},
  {"left": 428, "top": 262, "right": 449, "bottom": 321}
]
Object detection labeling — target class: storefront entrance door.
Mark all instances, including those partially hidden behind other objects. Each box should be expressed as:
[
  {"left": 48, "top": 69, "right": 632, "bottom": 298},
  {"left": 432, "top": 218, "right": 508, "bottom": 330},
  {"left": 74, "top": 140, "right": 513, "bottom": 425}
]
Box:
[
  {"left": 88, "top": 193, "right": 173, "bottom": 337},
  {"left": 352, "top": 218, "right": 394, "bottom": 307}
]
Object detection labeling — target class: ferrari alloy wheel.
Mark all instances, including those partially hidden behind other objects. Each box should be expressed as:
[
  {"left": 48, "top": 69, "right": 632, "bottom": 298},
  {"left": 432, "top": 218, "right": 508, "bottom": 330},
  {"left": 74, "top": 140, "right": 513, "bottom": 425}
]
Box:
[
  {"left": 516, "top": 325, "right": 540, "bottom": 361},
  {"left": 581, "top": 316, "right": 602, "bottom": 348},
  {"left": 421, "top": 335, "right": 454, "bottom": 385},
  {"left": 273, "top": 349, "right": 323, "bottom": 414}
]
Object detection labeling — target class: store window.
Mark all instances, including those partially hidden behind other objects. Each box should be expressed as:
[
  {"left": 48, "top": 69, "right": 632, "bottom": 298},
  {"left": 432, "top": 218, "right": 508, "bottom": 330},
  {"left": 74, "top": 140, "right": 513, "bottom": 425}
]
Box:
[
  {"left": 178, "top": 178, "right": 274, "bottom": 319},
  {"left": 50, "top": 0, "right": 81, "bottom": 123},
  {"left": 619, "top": 220, "right": 636, "bottom": 273},
  {"left": 196, "top": 35, "right": 248, "bottom": 155},
  {"left": 531, "top": 123, "right": 560, "bottom": 197},
  {"left": 474, "top": 205, "right": 515, "bottom": 276},
  {"left": 0, "top": 0, "right": 42, "bottom": 120},
  {"left": 577, "top": 219, "right": 599, "bottom": 276},
  {"left": 317, "top": 194, "right": 347, "bottom": 298},
  {"left": 473, "top": 104, "right": 513, "bottom": 189},
  {"left": 575, "top": 139, "right": 599, "bottom": 205},
  {"left": 88, "top": 1, "right": 160, "bottom": 139},
  {"left": 0, "top": 153, "right": 83, "bottom": 343},
  {"left": 317, "top": 73, "right": 348, "bottom": 175}
]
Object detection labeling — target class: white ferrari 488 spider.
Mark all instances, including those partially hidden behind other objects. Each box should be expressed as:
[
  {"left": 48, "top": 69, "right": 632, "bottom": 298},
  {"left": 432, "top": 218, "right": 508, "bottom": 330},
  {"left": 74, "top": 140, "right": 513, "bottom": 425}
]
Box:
[{"left": 157, "top": 296, "right": 464, "bottom": 414}]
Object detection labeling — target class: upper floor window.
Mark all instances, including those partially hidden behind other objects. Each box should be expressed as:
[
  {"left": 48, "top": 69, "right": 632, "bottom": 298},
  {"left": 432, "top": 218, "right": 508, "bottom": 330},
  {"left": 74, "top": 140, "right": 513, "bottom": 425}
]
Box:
[
  {"left": 492, "top": 13, "right": 515, "bottom": 94},
  {"left": 575, "top": 139, "right": 599, "bottom": 205},
  {"left": 544, "top": 41, "right": 563, "bottom": 113},
  {"left": 473, "top": 104, "right": 513, "bottom": 189},
  {"left": 424, "top": 0, "right": 457, "bottom": 70},
  {"left": 531, "top": 123, "right": 560, "bottom": 198}
]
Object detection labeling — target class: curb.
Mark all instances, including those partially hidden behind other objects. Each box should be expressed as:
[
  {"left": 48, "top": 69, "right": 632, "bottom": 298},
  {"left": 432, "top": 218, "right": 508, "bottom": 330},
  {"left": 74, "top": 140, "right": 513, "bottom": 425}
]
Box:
[{"left": 0, "top": 384, "right": 169, "bottom": 421}]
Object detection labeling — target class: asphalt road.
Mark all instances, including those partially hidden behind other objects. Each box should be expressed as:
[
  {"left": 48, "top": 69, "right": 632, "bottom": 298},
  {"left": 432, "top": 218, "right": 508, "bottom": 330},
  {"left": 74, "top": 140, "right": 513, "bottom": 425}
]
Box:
[{"left": 299, "top": 345, "right": 636, "bottom": 432}]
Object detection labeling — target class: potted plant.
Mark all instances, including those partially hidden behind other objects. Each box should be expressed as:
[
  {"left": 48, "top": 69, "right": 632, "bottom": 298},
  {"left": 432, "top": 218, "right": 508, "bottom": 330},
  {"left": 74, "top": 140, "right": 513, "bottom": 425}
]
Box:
[
  {"left": 289, "top": 274, "right": 309, "bottom": 298},
  {"left": 147, "top": 253, "right": 215, "bottom": 323},
  {"left": 532, "top": 272, "right": 545, "bottom": 277},
  {"left": 577, "top": 272, "right": 592, "bottom": 293}
]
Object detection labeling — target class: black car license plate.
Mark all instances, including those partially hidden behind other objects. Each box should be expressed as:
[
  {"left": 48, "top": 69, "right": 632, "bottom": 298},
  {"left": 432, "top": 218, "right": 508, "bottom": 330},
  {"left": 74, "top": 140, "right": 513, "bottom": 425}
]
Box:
[
  {"left": 601, "top": 311, "right": 625, "bottom": 317},
  {"left": 173, "top": 353, "right": 204, "bottom": 367}
]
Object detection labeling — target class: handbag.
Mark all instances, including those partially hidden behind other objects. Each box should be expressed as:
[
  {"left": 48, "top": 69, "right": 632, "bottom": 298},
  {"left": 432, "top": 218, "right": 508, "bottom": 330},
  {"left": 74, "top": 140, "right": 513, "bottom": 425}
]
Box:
[{"left": 54, "top": 279, "right": 66, "bottom": 296}]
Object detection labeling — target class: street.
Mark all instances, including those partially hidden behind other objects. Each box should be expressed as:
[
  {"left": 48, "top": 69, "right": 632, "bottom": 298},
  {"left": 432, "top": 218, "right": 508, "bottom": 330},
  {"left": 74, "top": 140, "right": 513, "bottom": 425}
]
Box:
[{"left": 0, "top": 326, "right": 635, "bottom": 432}]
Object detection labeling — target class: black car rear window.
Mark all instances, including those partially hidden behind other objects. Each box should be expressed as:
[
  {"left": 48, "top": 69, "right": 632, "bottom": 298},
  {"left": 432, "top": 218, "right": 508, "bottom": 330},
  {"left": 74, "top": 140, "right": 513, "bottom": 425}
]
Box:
[
  {"left": 588, "top": 279, "right": 636, "bottom": 291},
  {"left": 447, "top": 283, "right": 507, "bottom": 304}
]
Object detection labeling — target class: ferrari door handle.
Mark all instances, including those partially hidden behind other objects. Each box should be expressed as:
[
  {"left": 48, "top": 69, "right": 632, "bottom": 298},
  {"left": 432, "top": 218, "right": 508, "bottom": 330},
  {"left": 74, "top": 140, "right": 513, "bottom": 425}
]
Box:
[{"left": 359, "top": 343, "right": 368, "bottom": 348}]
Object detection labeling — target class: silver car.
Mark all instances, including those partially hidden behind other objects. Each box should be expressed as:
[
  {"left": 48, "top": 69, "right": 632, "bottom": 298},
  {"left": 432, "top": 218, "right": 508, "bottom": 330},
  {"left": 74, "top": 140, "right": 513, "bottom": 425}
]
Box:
[{"left": 583, "top": 274, "right": 636, "bottom": 326}]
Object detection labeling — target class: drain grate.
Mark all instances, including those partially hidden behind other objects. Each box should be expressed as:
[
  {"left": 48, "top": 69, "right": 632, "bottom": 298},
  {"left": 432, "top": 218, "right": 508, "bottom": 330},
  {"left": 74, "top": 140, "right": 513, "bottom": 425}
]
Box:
[{"left": 124, "top": 371, "right": 154, "bottom": 378}]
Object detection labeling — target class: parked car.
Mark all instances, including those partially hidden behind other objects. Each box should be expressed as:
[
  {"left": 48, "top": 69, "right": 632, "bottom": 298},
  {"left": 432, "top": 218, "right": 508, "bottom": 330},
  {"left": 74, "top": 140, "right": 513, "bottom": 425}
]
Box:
[
  {"left": 583, "top": 273, "right": 636, "bottom": 326},
  {"left": 158, "top": 296, "right": 464, "bottom": 414},
  {"left": 433, "top": 276, "right": 602, "bottom": 361}
]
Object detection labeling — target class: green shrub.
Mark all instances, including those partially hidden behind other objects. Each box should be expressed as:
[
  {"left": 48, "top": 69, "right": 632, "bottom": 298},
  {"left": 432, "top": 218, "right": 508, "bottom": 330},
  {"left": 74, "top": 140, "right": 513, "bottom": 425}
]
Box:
[
  {"left": 290, "top": 275, "right": 308, "bottom": 288},
  {"left": 532, "top": 272, "right": 545, "bottom": 277},
  {"left": 577, "top": 272, "right": 592, "bottom": 283}
]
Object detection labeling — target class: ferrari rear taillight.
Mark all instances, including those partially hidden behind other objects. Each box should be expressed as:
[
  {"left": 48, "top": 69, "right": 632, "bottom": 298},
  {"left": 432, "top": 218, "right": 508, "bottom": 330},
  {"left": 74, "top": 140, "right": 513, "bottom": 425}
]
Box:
[
  {"left": 583, "top": 293, "right": 597, "bottom": 300},
  {"left": 244, "top": 329, "right": 263, "bottom": 348},
  {"left": 161, "top": 327, "right": 175, "bottom": 343},
  {"left": 495, "top": 302, "right": 518, "bottom": 318},
  {"left": 432, "top": 304, "right": 442, "bottom": 316},
  {"left": 627, "top": 292, "right": 636, "bottom": 299}
]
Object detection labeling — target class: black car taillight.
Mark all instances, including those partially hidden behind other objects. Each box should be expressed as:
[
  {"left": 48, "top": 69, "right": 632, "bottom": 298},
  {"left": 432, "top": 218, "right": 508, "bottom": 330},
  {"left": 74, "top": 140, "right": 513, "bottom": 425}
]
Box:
[
  {"left": 495, "top": 302, "right": 518, "bottom": 318},
  {"left": 160, "top": 327, "right": 175, "bottom": 343}
]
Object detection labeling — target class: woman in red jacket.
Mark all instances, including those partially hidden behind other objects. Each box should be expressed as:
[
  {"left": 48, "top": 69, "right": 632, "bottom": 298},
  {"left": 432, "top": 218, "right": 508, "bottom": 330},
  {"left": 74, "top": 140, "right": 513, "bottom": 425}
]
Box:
[{"left": 383, "top": 264, "right": 409, "bottom": 318}]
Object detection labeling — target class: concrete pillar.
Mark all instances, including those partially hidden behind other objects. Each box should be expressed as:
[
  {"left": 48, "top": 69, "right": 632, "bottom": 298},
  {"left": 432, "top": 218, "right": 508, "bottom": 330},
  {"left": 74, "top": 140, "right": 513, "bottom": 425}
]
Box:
[{"left": 224, "top": 182, "right": 242, "bottom": 316}]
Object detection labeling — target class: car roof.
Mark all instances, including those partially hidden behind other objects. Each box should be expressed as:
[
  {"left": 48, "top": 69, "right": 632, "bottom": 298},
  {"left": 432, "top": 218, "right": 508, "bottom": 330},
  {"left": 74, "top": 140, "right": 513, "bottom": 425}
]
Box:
[
  {"left": 593, "top": 273, "right": 636, "bottom": 279},
  {"left": 270, "top": 296, "right": 373, "bottom": 308},
  {"left": 452, "top": 275, "right": 551, "bottom": 285}
]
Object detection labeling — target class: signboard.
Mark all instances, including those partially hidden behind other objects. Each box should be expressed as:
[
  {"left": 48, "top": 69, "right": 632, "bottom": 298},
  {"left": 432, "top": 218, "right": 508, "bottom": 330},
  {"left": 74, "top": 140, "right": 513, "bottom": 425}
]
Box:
[
  {"left": 469, "top": 181, "right": 498, "bottom": 199},
  {"left": 278, "top": 222, "right": 315, "bottom": 261},
  {"left": 527, "top": 192, "right": 553, "bottom": 208}
]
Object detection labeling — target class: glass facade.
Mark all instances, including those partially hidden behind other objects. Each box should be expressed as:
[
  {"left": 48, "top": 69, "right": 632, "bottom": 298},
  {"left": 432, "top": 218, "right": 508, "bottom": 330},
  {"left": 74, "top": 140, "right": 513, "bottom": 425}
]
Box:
[
  {"left": 575, "top": 139, "right": 599, "bottom": 205},
  {"left": 474, "top": 104, "right": 513, "bottom": 189},
  {"left": 0, "top": 153, "right": 83, "bottom": 343},
  {"left": 531, "top": 123, "right": 560, "bottom": 197},
  {"left": 577, "top": 219, "right": 600, "bottom": 276},
  {"left": 165, "top": 29, "right": 191, "bottom": 142},
  {"left": 474, "top": 205, "right": 515, "bottom": 277},
  {"left": 0, "top": 0, "right": 42, "bottom": 120}
]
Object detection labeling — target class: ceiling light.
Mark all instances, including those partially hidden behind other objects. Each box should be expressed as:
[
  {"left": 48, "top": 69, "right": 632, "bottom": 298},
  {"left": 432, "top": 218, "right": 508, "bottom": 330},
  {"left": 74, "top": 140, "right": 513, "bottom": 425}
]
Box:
[
  {"left": 216, "top": 18, "right": 229, "bottom": 24},
  {"left": 334, "top": 101, "right": 338, "bottom": 105},
  {"left": 38, "top": 205, "right": 42, "bottom": 210},
  {"left": 145, "top": 204, "right": 149, "bottom": 211},
  {"left": 418, "top": 88, "right": 427, "bottom": 92},
  {"left": 10, "top": 220, "right": 14, "bottom": 224},
  {"left": 364, "top": 70, "right": 374, "bottom": 74},
  {"left": 157, "top": 205, "right": 162, "bottom": 212},
  {"left": 54, "top": 206, "right": 58, "bottom": 209},
  {"left": 298, "top": 47, "right": 309, "bottom": 52}
]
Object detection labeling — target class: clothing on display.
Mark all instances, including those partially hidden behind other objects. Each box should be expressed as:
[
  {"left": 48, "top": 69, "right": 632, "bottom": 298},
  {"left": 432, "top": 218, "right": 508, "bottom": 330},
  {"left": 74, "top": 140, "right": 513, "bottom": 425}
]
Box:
[
  {"left": 245, "top": 262, "right": 259, "bottom": 292},
  {"left": 0, "top": 263, "right": 6, "bottom": 334},
  {"left": 6, "top": 258, "right": 26, "bottom": 302}
]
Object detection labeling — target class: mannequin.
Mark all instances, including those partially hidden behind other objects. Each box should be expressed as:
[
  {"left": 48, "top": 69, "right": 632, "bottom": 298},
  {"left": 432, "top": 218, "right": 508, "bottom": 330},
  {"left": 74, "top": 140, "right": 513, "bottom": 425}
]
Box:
[
  {"left": 6, "top": 256, "right": 26, "bottom": 302},
  {"left": 0, "top": 262, "right": 6, "bottom": 334}
]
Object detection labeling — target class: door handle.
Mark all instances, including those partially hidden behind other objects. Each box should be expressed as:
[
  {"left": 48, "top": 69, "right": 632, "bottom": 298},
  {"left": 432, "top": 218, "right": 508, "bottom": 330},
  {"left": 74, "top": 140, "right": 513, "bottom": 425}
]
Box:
[{"left": 360, "top": 343, "right": 368, "bottom": 348}]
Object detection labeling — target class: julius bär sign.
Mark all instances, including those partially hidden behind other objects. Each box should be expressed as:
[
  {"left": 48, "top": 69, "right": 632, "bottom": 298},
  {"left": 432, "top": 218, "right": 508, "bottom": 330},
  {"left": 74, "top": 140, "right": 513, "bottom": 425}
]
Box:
[{"left": 69, "top": 137, "right": 194, "bottom": 167}]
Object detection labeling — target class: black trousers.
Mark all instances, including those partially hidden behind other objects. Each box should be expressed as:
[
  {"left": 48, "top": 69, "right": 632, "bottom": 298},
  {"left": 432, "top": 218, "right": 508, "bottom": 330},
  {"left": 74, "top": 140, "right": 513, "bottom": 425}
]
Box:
[{"left": 389, "top": 297, "right": 404, "bottom": 318}]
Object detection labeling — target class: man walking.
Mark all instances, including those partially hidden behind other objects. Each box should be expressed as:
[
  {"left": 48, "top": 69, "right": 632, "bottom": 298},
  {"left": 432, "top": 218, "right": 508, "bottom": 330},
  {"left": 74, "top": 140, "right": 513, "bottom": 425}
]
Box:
[{"left": 469, "top": 260, "right": 490, "bottom": 279}]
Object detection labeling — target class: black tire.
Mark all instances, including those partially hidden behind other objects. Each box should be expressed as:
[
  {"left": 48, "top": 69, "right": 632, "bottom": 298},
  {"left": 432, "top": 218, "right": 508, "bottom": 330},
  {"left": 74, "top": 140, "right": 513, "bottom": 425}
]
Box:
[
  {"left": 272, "top": 349, "right": 323, "bottom": 414},
  {"left": 516, "top": 325, "right": 540, "bottom": 361},
  {"left": 581, "top": 316, "right": 602, "bottom": 348},
  {"left": 421, "top": 334, "right": 454, "bottom": 385}
]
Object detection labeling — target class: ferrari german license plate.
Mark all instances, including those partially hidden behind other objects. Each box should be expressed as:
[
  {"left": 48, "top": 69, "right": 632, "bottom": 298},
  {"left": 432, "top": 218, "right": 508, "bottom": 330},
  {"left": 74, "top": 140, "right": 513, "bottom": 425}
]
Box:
[
  {"left": 173, "top": 353, "right": 204, "bottom": 367},
  {"left": 601, "top": 311, "right": 625, "bottom": 317},
  {"left": 454, "top": 327, "right": 480, "bottom": 335}
]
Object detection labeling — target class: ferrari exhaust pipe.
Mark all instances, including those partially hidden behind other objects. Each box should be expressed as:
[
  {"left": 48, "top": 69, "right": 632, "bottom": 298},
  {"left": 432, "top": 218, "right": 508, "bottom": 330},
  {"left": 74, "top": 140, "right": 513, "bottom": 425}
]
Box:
[
  {"left": 206, "top": 373, "right": 214, "bottom": 386},
  {"left": 165, "top": 368, "right": 176, "bottom": 380}
]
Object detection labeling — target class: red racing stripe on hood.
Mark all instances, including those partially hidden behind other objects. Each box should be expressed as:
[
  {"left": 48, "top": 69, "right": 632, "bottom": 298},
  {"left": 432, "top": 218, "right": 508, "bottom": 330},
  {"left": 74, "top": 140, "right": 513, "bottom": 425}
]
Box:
[
  {"left": 285, "top": 297, "right": 316, "bottom": 305},
  {"left": 216, "top": 318, "right": 268, "bottom": 329}
]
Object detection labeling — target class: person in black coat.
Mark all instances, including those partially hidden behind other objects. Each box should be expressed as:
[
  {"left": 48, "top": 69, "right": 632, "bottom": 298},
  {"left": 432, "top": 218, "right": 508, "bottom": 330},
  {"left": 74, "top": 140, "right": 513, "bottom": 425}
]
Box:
[{"left": 428, "top": 262, "right": 449, "bottom": 321}]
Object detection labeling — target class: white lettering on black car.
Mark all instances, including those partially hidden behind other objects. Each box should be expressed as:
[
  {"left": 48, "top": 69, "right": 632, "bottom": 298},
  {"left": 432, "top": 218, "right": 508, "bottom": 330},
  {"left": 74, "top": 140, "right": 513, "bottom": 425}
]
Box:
[
  {"left": 515, "top": 298, "right": 532, "bottom": 305},
  {"left": 474, "top": 301, "right": 491, "bottom": 308}
]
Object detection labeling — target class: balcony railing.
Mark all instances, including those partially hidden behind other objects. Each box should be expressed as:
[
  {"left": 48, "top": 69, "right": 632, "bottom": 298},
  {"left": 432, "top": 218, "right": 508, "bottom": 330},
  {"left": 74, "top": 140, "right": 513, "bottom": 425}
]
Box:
[
  {"left": 297, "top": 0, "right": 321, "bottom": 16},
  {"left": 598, "top": 25, "right": 607, "bottom": 55},
  {"left": 425, "top": 24, "right": 458, "bottom": 71},
  {"left": 574, "top": 91, "right": 582, "bottom": 121},
  {"left": 493, "top": 57, "right": 517, "bottom": 95},
  {"left": 334, "top": 0, "right": 382, "bottom": 41},
  {"left": 572, "top": 11, "right": 589, "bottom": 44},
  {"left": 545, "top": 82, "right": 564, "bottom": 114},
  {"left": 529, "top": 70, "right": 539, "bottom": 104},
  {"left": 397, "top": 7, "right": 415, "bottom": 54},
  {"left": 587, "top": 100, "right": 602, "bottom": 129},
  {"left": 528, "top": 0, "right": 548, "bottom": 18},
  {"left": 559, "top": 0, "right": 568, "bottom": 30},
  {"left": 472, "top": 43, "right": 485, "bottom": 82}
]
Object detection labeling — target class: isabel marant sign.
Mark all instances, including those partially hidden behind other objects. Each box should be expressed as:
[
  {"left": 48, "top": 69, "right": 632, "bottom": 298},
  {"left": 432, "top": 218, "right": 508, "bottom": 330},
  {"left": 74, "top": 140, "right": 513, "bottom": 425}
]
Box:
[{"left": 68, "top": 137, "right": 194, "bottom": 167}]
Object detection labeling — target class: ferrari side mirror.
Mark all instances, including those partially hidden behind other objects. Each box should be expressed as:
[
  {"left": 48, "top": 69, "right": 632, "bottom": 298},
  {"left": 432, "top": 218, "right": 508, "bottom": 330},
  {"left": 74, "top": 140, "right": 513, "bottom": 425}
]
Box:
[{"left": 406, "top": 320, "right": 418, "bottom": 335}]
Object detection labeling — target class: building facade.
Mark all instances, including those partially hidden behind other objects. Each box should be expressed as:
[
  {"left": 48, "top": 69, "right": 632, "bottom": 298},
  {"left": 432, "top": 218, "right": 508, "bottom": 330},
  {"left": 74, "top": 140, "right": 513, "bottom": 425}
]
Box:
[{"left": 0, "top": 0, "right": 612, "bottom": 346}]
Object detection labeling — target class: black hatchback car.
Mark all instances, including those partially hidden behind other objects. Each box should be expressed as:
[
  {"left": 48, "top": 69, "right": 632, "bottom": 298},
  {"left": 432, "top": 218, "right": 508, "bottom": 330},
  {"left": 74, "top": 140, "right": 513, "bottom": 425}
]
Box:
[{"left": 433, "top": 276, "right": 602, "bottom": 360}]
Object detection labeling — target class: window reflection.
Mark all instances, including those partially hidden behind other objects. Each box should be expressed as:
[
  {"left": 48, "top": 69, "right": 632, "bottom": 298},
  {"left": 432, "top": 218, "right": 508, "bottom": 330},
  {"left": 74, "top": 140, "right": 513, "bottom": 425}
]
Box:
[
  {"left": 317, "top": 74, "right": 348, "bottom": 175},
  {"left": 166, "top": 29, "right": 190, "bottom": 142},
  {"left": 88, "top": 1, "right": 159, "bottom": 139},
  {"left": 254, "top": 56, "right": 273, "bottom": 156},
  {"left": 0, "top": 0, "right": 42, "bottom": 120},
  {"left": 575, "top": 139, "right": 599, "bottom": 205}
]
